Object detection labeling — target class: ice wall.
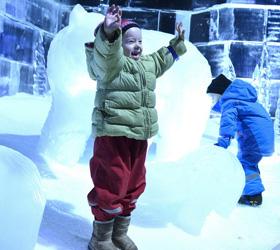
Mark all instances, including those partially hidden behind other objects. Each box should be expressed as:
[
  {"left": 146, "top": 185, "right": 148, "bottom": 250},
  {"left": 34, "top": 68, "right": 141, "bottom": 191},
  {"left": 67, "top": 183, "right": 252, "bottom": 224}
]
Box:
[
  {"left": 1, "top": 0, "right": 280, "bottom": 98},
  {"left": 0, "top": 0, "right": 70, "bottom": 95},
  {"left": 190, "top": 3, "right": 280, "bottom": 117}
]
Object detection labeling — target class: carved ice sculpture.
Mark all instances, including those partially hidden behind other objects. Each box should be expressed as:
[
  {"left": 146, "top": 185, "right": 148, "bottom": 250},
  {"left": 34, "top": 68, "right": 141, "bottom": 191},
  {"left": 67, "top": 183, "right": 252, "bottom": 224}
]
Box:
[
  {"left": 0, "top": 145, "right": 45, "bottom": 250},
  {"left": 39, "top": 5, "right": 104, "bottom": 164},
  {"left": 143, "top": 145, "right": 244, "bottom": 235}
]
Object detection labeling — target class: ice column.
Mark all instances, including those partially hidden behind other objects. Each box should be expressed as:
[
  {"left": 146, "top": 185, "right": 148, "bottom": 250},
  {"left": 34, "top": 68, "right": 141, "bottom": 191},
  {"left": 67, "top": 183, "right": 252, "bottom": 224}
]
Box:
[
  {"left": 33, "top": 32, "right": 50, "bottom": 95},
  {"left": 252, "top": 42, "right": 272, "bottom": 112},
  {"left": 221, "top": 43, "right": 236, "bottom": 81},
  {"left": 274, "top": 90, "right": 280, "bottom": 154}
]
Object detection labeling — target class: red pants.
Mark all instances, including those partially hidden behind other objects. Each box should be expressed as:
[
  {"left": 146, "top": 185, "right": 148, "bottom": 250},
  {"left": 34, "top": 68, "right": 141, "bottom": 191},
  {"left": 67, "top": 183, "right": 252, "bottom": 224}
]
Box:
[{"left": 88, "top": 136, "right": 148, "bottom": 221}]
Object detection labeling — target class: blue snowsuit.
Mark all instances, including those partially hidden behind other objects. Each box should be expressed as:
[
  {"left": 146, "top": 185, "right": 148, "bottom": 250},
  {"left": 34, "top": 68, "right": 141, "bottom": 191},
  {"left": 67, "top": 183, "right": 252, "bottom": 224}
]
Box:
[{"left": 215, "top": 79, "right": 274, "bottom": 195}]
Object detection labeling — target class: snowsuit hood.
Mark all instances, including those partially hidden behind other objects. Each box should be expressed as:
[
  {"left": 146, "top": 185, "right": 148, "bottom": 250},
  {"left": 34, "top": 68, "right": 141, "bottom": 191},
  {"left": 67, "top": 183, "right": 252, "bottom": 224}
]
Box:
[{"left": 220, "top": 79, "right": 257, "bottom": 104}]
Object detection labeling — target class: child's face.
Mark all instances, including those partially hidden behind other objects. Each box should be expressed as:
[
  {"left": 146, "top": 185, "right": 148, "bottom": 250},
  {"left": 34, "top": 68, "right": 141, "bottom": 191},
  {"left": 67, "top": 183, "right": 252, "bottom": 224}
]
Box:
[
  {"left": 208, "top": 93, "right": 221, "bottom": 108},
  {"left": 122, "top": 27, "right": 143, "bottom": 60}
]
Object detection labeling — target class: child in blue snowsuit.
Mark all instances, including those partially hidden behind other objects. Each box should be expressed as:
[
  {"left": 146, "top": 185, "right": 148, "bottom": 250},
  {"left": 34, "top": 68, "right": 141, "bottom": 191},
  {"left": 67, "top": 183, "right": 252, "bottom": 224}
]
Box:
[{"left": 207, "top": 74, "right": 274, "bottom": 206}]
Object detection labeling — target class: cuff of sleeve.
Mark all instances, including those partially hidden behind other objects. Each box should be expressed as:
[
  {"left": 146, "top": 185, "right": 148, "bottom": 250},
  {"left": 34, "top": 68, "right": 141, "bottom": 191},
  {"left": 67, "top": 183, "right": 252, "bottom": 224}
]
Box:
[
  {"left": 85, "top": 42, "right": 94, "bottom": 49},
  {"left": 167, "top": 46, "right": 179, "bottom": 61},
  {"left": 95, "top": 27, "right": 122, "bottom": 55},
  {"left": 169, "top": 37, "right": 187, "bottom": 56},
  {"left": 215, "top": 136, "right": 232, "bottom": 149}
]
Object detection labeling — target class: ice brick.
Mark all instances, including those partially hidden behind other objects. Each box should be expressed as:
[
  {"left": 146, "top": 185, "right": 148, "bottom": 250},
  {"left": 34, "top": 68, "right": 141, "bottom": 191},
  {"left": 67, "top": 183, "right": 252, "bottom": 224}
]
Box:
[
  {"left": 0, "top": 59, "right": 10, "bottom": 96},
  {"left": 191, "top": 0, "right": 225, "bottom": 10},
  {"left": 128, "top": 0, "right": 191, "bottom": 10},
  {"left": 267, "top": 9, "right": 280, "bottom": 42},
  {"left": 196, "top": 42, "right": 266, "bottom": 78},
  {"left": 190, "top": 11, "right": 210, "bottom": 43},
  {"left": 108, "top": 0, "right": 128, "bottom": 6},
  {"left": 0, "top": 19, "right": 35, "bottom": 64},
  {"left": 232, "top": 8, "right": 264, "bottom": 41},
  {"left": 26, "top": 0, "right": 59, "bottom": 33},
  {"left": 122, "top": 9, "right": 159, "bottom": 31},
  {"left": 267, "top": 44, "right": 280, "bottom": 79},
  {"left": 68, "top": 0, "right": 100, "bottom": 5},
  {"left": 196, "top": 43, "right": 226, "bottom": 77},
  {"left": 19, "top": 64, "right": 34, "bottom": 94},
  {"left": 190, "top": 7, "right": 265, "bottom": 43},
  {"left": 229, "top": 42, "right": 263, "bottom": 78},
  {"left": 159, "top": 11, "right": 176, "bottom": 34},
  {"left": 269, "top": 81, "right": 280, "bottom": 116}
]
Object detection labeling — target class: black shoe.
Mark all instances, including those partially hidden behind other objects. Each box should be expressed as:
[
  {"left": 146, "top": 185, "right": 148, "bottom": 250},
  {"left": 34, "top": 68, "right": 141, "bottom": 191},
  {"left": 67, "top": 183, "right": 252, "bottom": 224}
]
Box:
[{"left": 238, "top": 193, "right": 262, "bottom": 207}]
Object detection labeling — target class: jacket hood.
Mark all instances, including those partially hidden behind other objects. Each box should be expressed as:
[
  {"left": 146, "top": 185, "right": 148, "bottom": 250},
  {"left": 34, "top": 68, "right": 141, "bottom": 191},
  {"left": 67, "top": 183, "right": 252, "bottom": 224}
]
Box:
[{"left": 220, "top": 79, "right": 257, "bottom": 104}]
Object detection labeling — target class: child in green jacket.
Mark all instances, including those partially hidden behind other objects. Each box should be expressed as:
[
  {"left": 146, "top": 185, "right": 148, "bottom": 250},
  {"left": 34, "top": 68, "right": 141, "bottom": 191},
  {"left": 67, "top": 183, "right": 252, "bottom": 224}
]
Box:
[{"left": 85, "top": 5, "right": 186, "bottom": 250}]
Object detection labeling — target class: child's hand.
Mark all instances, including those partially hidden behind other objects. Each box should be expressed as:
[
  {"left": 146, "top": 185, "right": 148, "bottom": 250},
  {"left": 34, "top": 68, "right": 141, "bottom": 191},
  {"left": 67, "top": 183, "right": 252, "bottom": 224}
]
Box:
[
  {"left": 104, "top": 5, "right": 122, "bottom": 37},
  {"left": 176, "top": 22, "right": 185, "bottom": 41},
  {"left": 214, "top": 136, "right": 232, "bottom": 149}
]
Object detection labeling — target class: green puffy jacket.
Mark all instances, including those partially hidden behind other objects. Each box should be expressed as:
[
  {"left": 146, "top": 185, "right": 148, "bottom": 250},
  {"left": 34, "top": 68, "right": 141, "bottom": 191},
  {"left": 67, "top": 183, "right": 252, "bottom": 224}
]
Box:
[{"left": 85, "top": 26, "right": 186, "bottom": 140}]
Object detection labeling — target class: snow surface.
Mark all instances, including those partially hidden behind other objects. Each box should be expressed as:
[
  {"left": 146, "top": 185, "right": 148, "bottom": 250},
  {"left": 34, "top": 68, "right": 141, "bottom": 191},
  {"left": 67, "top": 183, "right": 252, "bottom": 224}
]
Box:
[{"left": 0, "top": 4, "right": 280, "bottom": 250}]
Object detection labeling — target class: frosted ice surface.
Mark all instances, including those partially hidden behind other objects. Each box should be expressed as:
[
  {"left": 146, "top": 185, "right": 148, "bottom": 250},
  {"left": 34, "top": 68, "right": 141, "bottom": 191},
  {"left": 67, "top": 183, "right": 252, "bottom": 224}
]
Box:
[
  {"left": 39, "top": 5, "right": 104, "bottom": 164},
  {"left": 143, "top": 145, "right": 244, "bottom": 235},
  {"left": 0, "top": 145, "right": 45, "bottom": 250},
  {"left": 142, "top": 30, "right": 212, "bottom": 162}
]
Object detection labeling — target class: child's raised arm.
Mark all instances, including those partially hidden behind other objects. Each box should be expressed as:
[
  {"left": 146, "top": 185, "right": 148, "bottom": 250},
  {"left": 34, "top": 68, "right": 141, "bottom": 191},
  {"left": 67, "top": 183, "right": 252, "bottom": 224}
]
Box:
[{"left": 103, "top": 5, "right": 122, "bottom": 41}]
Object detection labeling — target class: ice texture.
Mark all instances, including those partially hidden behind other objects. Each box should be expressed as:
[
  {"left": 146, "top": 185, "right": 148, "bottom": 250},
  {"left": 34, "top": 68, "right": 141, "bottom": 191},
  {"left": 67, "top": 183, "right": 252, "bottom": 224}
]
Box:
[
  {"left": 38, "top": 5, "right": 104, "bottom": 164},
  {"left": 142, "top": 145, "right": 244, "bottom": 235},
  {"left": 0, "top": 145, "right": 45, "bottom": 250}
]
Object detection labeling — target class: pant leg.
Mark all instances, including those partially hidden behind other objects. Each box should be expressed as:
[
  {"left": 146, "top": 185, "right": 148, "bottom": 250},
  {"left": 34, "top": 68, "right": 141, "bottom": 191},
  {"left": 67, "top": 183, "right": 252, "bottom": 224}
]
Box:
[
  {"left": 87, "top": 136, "right": 148, "bottom": 221},
  {"left": 121, "top": 139, "right": 148, "bottom": 216},
  {"left": 237, "top": 152, "right": 264, "bottom": 196},
  {"left": 88, "top": 136, "right": 132, "bottom": 221}
]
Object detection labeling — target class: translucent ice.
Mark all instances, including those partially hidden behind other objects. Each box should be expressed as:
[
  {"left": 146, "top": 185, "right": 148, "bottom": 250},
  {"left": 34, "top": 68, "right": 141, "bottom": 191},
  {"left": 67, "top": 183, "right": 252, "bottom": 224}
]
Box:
[
  {"left": 144, "top": 145, "right": 244, "bottom": 235},
  {"left": 39, "top": 5, "right": 104, "bottom": 164},
  {"left": 0, "top": 145, "right": 45, "bottom": 250},
  {"left": 140, "top": 30, "right": 212, "bottom": 162}
]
